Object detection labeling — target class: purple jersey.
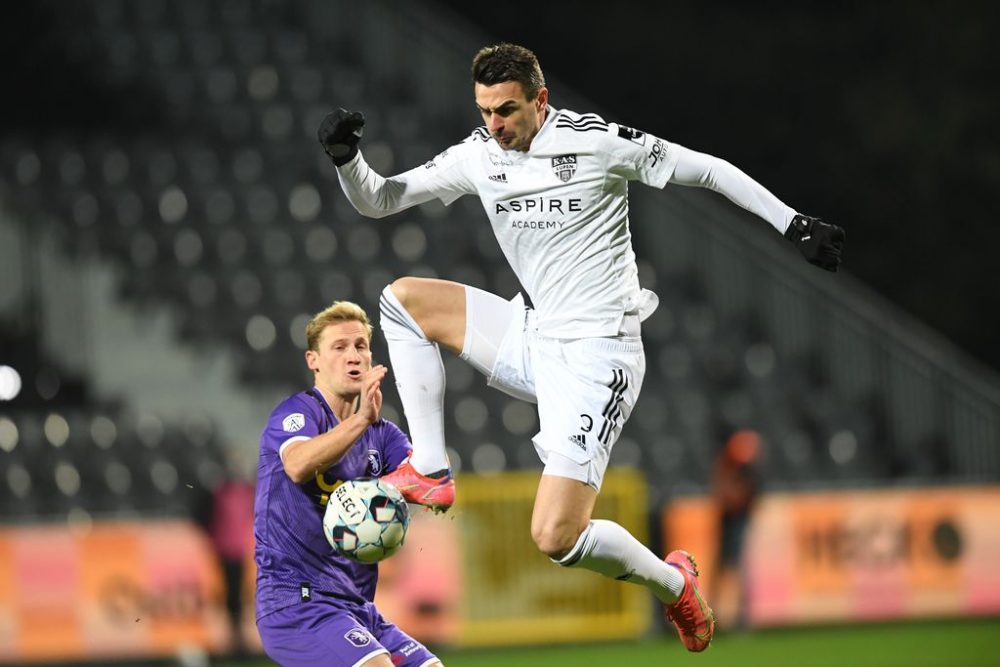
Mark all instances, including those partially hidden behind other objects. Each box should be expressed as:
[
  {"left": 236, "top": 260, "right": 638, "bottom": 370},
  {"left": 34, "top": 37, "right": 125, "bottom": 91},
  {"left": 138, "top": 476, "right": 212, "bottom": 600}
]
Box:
[{"left": 254, "top": 387, "right": 411, "bottom": 620}]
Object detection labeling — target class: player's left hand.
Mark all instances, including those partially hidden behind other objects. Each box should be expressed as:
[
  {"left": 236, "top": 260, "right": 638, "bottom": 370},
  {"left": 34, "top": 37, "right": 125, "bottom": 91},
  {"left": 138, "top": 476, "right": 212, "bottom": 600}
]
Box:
[
  {"left": 783, "top": 214, "right": 845, "bottom": 272},
  {"left": 358, "top": 365, "right": 386, "bottom": 425}
]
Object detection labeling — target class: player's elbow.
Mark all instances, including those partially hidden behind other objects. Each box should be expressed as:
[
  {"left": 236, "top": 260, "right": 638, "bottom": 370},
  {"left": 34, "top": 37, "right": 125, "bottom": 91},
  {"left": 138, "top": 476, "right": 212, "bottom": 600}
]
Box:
[
  {"left": 281, "top": 457, "right": 312, "bottom": 485},
  {"left": 355, "top": 204, "right": 392, "bottom": 219}
]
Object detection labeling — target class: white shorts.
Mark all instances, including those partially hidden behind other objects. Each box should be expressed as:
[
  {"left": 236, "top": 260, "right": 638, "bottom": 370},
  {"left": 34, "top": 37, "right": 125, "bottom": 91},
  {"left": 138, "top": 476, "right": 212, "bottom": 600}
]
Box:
[{"left": 464, "top": 289, "right": 645, "bottom": 491}]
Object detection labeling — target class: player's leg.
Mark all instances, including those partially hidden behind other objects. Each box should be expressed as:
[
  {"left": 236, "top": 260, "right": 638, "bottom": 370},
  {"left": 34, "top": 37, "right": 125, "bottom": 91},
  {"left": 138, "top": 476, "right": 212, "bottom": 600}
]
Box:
[
  {"left": 367, "top": 600, "right": 442, "bottom": 667},
  {"left": 359, "top": 654, "right": 440, "bottom": 667},
  {"left": 257, "top": 598, "right": 394, "bottom": 667},
  {"left": 528, "top": 337, "right": 713, "bottom": 650},
  {"left": 532, "top": 471, "right": 686, "bottom": 608},
  {"left": 379, "top": 277, "right": 525, "bottom": 511},
  {"left": 529, "top": 337, "right": 681, "bottom": 596},
  {"left": 380, "top": 277, "right": 464, "bottom": 476}
]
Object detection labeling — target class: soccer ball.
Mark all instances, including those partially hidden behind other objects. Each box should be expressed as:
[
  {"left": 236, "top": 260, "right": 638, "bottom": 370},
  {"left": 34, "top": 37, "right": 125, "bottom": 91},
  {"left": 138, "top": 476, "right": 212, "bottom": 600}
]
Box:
[{"left": 323, "top": 479, "right": 410, "bottom": 564}]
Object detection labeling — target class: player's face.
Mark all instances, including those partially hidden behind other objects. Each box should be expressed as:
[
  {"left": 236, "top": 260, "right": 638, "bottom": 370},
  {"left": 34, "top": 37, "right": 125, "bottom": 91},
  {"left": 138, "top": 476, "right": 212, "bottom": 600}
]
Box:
[
  {"left": 306, "top": 320, "right": 372, "bottom": 398},
  {"left": 475, "top": 80, "right": 548, "bottom": 152}
]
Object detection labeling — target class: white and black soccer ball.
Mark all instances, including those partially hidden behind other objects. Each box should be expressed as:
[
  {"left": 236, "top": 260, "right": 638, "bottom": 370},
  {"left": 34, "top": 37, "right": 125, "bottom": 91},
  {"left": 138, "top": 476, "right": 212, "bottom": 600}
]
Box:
[{"left": 323, "top": 479, "right": 410, "bottom": 564}]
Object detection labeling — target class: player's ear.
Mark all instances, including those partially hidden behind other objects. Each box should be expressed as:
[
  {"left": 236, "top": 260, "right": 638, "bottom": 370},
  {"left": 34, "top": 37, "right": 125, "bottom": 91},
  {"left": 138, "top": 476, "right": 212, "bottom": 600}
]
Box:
[
  {"left": 536, "top": 87, "right": 548, "bottom": 110},
  {"left": 305, "top": 349, "right": 319, "bottom": 372}
]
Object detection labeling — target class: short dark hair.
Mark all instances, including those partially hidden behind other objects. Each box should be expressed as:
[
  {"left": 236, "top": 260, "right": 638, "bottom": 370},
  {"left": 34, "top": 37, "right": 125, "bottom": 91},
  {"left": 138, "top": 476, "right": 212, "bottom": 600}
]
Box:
[{"left": 471, "top": 43, "right": 546, "bottom": 100}]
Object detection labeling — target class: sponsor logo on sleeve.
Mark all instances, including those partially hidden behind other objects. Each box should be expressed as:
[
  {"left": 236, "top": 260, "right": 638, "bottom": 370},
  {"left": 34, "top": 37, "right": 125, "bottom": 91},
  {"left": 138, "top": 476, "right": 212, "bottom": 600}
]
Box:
[
  {"left": 648, "top": 138, "right": 666, "bottom": 167},
  {"left": 424, "top": 148, "right": 450, "bottom": 169},
  {"left": 282, "top": 413, "right": 305, "bottom": 433},
  {"left": 397, "top": 641, "right": 421, "bottom": 657},
  {"left": 617, "top": 125, "right": 647, "bottom": 145}
]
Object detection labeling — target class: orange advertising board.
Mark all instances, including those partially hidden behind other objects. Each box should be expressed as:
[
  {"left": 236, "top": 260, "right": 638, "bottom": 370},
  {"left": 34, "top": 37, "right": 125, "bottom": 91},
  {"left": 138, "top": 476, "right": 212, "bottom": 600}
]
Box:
[
  {"left": 662, "top": 486, "right": 1000, "bottom": 627},
  {"left": 0, "top": 520, "right": 229, "bottom": 663}
]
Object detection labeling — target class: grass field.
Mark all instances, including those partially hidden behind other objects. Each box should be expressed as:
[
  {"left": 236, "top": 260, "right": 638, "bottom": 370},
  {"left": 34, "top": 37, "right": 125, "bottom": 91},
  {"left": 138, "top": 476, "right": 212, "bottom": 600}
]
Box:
[{"left": 222, "top": 617, "right": 1000, "bottom": 667}]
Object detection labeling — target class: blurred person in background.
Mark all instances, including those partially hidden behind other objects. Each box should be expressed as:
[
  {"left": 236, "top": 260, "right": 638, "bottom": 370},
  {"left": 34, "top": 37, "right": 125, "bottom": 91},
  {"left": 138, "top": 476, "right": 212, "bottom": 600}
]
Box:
[
  {"left": 208, "top": 449, "right": 256, "bottom": 657},
  {"left": 319, "top": 42, "right": 845, "bottom": 652},
  {"left": 253, "top": 301, "right": 441, "bottom": 667},
  {"left": 711, "top": 429, "right": 762, "bottom": 631}
]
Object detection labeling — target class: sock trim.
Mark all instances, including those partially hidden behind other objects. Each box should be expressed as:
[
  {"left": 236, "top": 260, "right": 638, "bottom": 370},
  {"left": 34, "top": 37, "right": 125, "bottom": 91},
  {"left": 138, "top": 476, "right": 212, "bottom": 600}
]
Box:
[{"left": 554, "top": 521, "right": 594, "bottom": 568}]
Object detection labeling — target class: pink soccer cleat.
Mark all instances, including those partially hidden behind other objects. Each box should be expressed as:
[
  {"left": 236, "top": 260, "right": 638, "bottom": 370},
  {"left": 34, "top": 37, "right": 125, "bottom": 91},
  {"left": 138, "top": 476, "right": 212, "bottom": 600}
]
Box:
[
  {"left": 664, "top": 549, "right": 716, "bottom": 652},
  {"left": 380, "top": 459, "right": 454, "bottom": 514}
]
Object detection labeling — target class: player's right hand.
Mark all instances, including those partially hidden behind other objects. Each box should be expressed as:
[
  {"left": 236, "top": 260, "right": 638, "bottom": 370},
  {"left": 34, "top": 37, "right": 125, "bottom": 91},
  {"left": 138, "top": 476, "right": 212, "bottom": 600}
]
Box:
[
  {"left": 318, "top": 108, "right": 365, "bottom": 166},
  {"left": 358, "top": 364, "right": 386, "bottom": 425}
]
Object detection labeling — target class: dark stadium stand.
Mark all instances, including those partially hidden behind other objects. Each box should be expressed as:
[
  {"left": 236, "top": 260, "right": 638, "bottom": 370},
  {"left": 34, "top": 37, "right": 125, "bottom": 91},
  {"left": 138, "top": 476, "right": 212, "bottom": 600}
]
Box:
[{"left": 2, "top": 0, "right": 998, "bottom": 525}]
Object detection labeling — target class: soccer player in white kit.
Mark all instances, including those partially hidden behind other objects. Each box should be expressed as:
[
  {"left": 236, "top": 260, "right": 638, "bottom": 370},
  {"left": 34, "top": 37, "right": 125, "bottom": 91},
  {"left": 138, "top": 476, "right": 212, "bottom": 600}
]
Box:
[{"left": 318, "top": 43, "right": 844, "bottom": 652}]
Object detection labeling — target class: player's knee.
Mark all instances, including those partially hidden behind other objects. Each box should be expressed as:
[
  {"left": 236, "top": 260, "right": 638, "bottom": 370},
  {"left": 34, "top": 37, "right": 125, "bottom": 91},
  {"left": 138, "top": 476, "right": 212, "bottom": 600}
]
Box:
[
  {"left": 531, "top": 521, "right": 583, "bottom": 560},
  {"left": 388, "top": 277, "right": 424, "bottom": 311}
]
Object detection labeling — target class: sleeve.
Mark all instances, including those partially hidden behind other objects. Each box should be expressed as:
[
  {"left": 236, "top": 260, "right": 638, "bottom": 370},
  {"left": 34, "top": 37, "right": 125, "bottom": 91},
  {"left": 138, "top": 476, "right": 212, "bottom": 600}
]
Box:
[
  {"left": 668, "top": 144, "right": 796, "bottom": 233},
  {"left": 377, "top": 420, "right": 413, "bottom": 474},
  {"left": 336, "top": 140, "right": 478, "bottom": 218},
  {"left": 603, "top": 122, "right": 681, "bottom": 189},
  {"left": 261, "top": 395, "right": 322, "bottom": 462}
]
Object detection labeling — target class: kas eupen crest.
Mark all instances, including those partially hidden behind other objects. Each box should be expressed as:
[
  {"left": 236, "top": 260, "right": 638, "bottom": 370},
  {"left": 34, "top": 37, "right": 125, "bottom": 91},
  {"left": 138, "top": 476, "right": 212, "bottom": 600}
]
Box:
[{"left": 551, "top": 154, "right": 577, "bottom": 182}]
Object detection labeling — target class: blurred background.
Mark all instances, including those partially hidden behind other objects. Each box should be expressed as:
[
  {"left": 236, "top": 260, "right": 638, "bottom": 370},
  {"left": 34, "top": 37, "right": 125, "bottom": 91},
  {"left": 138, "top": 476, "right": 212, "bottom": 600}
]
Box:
[{"left": 1, "top": 1, "right": 998, "bottom": 665}]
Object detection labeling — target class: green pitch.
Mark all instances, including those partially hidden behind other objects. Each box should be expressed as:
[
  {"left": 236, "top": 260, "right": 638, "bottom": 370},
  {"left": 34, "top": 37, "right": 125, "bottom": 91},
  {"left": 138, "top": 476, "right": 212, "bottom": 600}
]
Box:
[{"left": 223, "top": 617, "right": 1000, "bottom": 667}]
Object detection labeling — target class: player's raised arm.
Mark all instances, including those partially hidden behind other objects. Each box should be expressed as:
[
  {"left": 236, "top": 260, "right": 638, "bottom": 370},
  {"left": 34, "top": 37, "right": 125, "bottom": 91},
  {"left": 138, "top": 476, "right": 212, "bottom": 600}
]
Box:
[
  {"left": 318, "top": 108, "right": 452, "bottom": 219},
  {"left": 668, "top": 144, "right": 846, "bottom": 271}
]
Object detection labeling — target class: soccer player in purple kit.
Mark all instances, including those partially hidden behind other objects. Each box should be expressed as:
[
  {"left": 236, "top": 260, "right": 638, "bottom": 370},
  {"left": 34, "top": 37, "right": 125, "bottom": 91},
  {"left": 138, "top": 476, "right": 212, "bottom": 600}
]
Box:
[{"left": 254, "top": 301, "right": 442, "bottom": 667}]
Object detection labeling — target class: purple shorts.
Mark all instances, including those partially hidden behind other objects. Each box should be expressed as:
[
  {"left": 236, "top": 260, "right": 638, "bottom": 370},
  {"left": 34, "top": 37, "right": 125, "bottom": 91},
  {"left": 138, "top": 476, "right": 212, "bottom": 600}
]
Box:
[{"left": 257, "top": 594, "right": 438, "bottom": 667}]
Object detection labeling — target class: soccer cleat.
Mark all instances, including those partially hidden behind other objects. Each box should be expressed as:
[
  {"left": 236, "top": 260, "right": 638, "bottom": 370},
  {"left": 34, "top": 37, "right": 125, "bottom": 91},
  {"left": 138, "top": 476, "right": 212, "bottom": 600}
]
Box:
[
  {"left": 380, "top": 459, "right": 454, "bottom": 514},
  {"left": 664, "top": 550, "right": 716, "bottom": 652}
]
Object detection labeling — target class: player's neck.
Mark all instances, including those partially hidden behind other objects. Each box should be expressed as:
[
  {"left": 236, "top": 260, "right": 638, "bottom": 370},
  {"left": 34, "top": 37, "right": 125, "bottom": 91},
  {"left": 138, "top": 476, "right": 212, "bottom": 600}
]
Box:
[
  {"left": 313, "top": 384, "right": 359, "bottom": 422},
  {"left": 523, "top": 107, "right": 549, "bottom": 152}
]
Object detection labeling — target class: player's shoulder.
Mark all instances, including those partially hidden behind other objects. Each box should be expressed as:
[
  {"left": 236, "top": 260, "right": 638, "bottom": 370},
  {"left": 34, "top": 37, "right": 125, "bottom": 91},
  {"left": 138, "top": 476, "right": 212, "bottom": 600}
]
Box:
[
  {"left": 269, "top": 390, "right": 319, "bottom": 423},
  {"left": 551, "top": 107, "right": 610, "bottom": 132},
  {"left": 423, "top": 129, "right": 487, "bottom": 170},
  {"left": 548, "top": 107, "right": 630, "bottom": 146},
  {"left": 552, "top": 107, "right": 657, "bottom": 161},
  {"left": 273, "top": 390, "right": 313, "bottom": 411},
  {"left": 463, "top": 126, "right": 493, "bottom": 145}
]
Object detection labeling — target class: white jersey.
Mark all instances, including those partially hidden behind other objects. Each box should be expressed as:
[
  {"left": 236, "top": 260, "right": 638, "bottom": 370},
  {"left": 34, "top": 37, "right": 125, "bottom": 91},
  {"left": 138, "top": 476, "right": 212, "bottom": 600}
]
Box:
[{"left": 336, "top": 106, "right": 795, "bottom": 338}]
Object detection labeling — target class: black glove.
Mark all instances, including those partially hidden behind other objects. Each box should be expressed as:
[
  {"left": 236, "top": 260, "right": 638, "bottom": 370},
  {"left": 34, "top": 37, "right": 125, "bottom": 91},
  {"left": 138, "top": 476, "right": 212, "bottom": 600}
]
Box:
[
  {"left": 783, "top": 214, "right": 845, "bottom": 272},
  {"left": 318, "top": 108, "right": 365, "bottom": 166}
]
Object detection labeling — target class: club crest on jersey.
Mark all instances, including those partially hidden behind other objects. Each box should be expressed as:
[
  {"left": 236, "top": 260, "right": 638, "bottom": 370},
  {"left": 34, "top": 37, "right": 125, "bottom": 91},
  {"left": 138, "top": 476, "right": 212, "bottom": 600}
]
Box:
[
  {"left": 282, "top": 413, "right": 305, "bottom": 432},
  {"left": 552, "top": 154, "right": 577, "bottom": 182},
  {"left": 367, "top": 449, "right": 384, "bottom": 476},
  {"left": 345, "top": 628, "right": 372, "bottom": 648}
]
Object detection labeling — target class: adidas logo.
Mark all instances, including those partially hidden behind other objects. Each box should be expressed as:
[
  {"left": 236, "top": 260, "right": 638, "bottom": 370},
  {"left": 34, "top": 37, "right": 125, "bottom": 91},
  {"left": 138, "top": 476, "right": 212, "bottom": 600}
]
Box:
[
  {"left": 488, "top": 173, "right": 508, "bottom": 183},
  {"left": 569, "top": 434, "right": 586, "bottom": 451}
]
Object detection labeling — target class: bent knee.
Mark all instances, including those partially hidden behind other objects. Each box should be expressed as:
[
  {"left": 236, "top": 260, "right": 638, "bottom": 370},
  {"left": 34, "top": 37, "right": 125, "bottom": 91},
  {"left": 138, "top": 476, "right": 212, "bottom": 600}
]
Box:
[
  {"left": 531, "top": 522, "right": 584, "bottom": 561},
  {"left": 388, "top": 277, "right": 426, "bottom": 309}
]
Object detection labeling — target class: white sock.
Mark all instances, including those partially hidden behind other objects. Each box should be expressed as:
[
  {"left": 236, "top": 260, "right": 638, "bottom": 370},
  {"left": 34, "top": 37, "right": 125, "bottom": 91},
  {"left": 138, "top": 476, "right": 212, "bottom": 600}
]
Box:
[
  {"left": 379, "top": 286, "right": 450, "bottom": 474},
  {"left": 557, "top": 519, "right": 685, "bottom": 603}
]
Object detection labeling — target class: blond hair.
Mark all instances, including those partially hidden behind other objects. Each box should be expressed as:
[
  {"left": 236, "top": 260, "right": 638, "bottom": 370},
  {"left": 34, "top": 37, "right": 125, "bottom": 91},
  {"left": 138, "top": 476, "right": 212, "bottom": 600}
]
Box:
[{"left": 305, "top": 301, "right": 373, "bottom": 351}]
